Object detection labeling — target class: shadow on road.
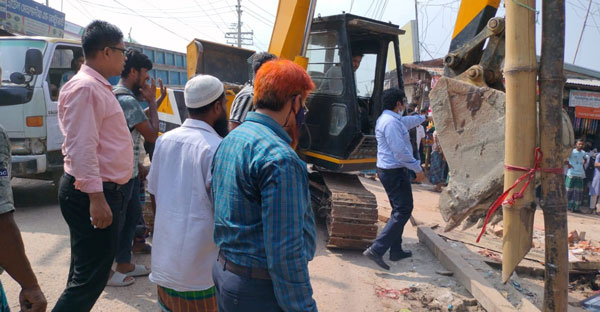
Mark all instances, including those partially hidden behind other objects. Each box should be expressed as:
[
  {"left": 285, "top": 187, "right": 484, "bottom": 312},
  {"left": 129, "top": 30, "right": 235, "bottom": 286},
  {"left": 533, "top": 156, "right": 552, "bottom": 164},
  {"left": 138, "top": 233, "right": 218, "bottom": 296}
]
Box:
[{"left": 12, "top": 178, "right": 58, "bottom": 208}]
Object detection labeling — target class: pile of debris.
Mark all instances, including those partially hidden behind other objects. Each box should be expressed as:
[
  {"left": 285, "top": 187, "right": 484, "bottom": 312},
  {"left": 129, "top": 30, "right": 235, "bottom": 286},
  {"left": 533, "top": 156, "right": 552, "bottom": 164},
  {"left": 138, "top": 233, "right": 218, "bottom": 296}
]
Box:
[
  {"left": 370, "top": 282, "right": 485, "bottom": 312},
  {"left": 568, "top": 230, "right": 600, "bottom": 264}
]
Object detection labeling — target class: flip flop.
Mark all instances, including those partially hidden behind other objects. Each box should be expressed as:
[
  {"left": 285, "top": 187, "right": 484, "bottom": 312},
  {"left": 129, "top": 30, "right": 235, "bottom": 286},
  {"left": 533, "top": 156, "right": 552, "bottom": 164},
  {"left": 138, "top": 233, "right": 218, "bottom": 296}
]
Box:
[
  {"left": 132, "top": 243, "right": 152, "bottom": 254},
  {"left": 107, "top": 272, "right": 135, "bottom": 287},
  {"left": 125, "top": 264, "right": 151, "bottom": 277}
]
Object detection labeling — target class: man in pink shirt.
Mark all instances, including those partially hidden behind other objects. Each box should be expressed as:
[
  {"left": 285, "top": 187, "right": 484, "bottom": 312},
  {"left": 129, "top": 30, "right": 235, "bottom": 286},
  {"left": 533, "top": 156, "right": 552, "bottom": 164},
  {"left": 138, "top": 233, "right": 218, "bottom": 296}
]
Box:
[{"left": 53, "top": 20, "right": 134, "bottom": 312}]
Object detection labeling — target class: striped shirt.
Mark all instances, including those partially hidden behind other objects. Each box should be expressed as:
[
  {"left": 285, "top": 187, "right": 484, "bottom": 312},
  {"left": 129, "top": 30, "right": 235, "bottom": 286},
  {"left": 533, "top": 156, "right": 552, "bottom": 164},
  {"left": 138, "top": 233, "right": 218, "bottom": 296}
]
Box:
[
  {"left": 228, "top": 83, "right": 254, "bottom": 124},
  {"left": 212, "top": 112, "right": 317, "bottom": 312}
]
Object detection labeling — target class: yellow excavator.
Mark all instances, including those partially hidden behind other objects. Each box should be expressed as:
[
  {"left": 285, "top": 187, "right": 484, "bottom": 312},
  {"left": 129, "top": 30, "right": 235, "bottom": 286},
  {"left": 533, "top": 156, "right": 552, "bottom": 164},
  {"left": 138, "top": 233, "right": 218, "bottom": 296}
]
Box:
[
  {"left": 181, "top": 0, "right": 406, "bottom": 250},
  {"left": 178, "top": 0, "right": 570, "bottom": 256}
]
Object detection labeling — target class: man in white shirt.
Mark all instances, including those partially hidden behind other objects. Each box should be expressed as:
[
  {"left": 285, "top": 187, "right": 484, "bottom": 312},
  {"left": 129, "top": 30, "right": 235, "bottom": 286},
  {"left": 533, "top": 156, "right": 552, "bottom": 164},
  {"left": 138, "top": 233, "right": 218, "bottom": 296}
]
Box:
[{"left": 147, "top": 75, "right": 227, "bottom": 312}]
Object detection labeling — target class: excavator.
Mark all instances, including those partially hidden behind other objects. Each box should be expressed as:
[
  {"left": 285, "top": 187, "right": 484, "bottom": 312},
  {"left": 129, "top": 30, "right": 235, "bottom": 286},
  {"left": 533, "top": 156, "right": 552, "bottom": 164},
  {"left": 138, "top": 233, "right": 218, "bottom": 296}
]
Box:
[
  {"left": 181, "top": 0, "right": 405, "bottom": 249},
  {"left": 178, "top": 0, "right": 573, "bottom": 254}
]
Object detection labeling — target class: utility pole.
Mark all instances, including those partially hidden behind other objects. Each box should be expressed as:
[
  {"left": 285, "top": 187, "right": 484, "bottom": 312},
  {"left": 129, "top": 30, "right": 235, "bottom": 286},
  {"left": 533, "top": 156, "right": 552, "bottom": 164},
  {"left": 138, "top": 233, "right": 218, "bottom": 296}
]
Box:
[
  {"left": 539, "top": 0, "right": 568, "bottom": 310},
  {"left": 573, "top": 0, "right": 592, "bottom": 64},
  {"left": 225, "top": 0, "right": 253, "bottom": 47},
  {"left": 414, "top": 0, "right": 419, "bottom": 57},
  {"left": 236, "top": 0, "right": 242, "bottom": 47}
]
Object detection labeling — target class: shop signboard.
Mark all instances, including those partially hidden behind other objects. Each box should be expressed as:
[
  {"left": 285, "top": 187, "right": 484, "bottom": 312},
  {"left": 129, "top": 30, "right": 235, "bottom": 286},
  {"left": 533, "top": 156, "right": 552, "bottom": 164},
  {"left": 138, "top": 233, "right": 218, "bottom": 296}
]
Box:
[
  {"left": 570, "top": 90, "right": 600, "bottom": 120},
  {"left": 0, "top": 0, "right": 65, "bottom": 37}
]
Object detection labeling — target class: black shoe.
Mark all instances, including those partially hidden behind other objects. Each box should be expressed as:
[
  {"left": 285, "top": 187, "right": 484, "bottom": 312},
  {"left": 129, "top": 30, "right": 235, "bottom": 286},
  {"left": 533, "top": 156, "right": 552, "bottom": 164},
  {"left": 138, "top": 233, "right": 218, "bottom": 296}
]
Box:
[
  {"left": 363, "top": 248, "right": 390, "bottom": 270},
  {"left": 389, "top": 250, "right": 412, "bottom": 261}
]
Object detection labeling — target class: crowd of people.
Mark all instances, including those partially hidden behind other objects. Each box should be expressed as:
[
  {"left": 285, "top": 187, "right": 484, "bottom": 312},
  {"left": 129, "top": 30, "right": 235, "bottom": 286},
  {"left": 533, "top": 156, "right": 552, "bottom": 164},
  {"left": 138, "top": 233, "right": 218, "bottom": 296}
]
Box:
[
  {"left": 0, "top": 19, "right": 444, "bottom": 312},
  {"left": 565, "top": 138, "right": 600, "bottom": 214}
]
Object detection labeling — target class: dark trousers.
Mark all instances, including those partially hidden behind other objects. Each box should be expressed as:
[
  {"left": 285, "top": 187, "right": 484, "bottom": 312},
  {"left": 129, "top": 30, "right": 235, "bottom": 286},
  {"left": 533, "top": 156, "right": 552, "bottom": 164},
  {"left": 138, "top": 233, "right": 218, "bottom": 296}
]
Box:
[
  {"left": 212, "top": 259, "right": 282, "bottom": 312},
  {"left": 53, "top": 174, "right": 133, "bottom": 312},
  {"left": 370, "top": 167, "right": 414, "bottom": 258},
  {"left": 116, "top": 177, "right": 141, "bottom": 264}
]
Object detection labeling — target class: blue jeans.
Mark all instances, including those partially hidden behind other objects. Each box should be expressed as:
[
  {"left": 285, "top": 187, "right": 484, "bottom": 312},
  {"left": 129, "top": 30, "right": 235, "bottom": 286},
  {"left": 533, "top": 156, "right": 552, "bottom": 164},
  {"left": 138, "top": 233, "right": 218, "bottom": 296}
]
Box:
[
  {"left": 370, "top": 167, "right": 414, "bottom": 258},
  {"left": 116, "top": 177, "right": 141, "bottom": 264},
  {"left": 212, "top": 259, "right": 282, "bottom": 312}
]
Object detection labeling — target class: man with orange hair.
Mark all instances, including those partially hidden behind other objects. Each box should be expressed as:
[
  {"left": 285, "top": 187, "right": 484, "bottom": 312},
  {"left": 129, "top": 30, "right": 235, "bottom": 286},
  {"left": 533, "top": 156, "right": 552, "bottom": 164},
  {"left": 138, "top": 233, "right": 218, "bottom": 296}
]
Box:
[{"left": 211, "top": 59, "right": 318, "bottom": 312}]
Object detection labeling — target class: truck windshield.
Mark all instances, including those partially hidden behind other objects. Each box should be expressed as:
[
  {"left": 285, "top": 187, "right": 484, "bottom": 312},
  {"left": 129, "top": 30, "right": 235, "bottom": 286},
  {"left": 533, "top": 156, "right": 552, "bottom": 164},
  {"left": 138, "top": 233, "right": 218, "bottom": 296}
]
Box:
[{"left": 0, "top": 39, "right": 46, "bottom": 85}]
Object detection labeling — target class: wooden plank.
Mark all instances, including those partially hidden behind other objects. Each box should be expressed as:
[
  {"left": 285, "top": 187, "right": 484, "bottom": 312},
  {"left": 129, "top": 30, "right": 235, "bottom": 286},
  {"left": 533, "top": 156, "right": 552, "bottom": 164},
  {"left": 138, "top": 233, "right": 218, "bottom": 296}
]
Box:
[
  {"left": 439, "top": 229, "right": 546, "bottom": 263},
  {"left": 418, "top": 226, "right": 540, "bottom": 312},
  {"left": 327, "top": 237, "right": 372, "bottom": 250},
  {"left": 331, "top": 207, "right": 378, "bottom": 220},
  {"left": 328, "top": 222, "right": 378, "bottom": 239}
]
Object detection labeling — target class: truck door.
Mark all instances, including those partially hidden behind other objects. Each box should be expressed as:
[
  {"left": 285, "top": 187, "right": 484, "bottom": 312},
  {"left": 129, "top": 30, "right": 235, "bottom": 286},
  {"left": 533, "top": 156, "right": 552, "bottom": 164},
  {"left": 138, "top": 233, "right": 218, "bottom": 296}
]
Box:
[{"left": 44, "top": 44, "right": 83, "bottom": 153}]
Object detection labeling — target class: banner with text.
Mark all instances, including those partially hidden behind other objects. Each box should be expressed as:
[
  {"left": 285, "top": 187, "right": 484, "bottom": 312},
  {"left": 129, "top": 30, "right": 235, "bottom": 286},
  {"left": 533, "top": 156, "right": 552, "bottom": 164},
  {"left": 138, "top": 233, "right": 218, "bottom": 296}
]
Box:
[{"left": 0, "top": 0, "right": 65, "bottom": 37}]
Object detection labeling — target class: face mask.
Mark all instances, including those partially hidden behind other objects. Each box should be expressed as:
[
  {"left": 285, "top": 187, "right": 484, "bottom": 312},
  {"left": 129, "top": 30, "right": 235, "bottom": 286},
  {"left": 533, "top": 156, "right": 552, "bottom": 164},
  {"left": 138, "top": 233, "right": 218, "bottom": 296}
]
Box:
[{"left": 295, "top": 106, "right": 306, "bottom": 131}]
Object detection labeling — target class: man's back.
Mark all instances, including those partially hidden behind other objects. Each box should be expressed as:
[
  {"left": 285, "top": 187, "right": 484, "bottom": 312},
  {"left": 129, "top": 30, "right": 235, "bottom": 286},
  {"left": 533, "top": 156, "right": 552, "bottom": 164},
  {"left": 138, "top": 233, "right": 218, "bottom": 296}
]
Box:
[
  {"left": 148, "top": 119, "right": 221, "bottom": 291},
  {"left": 212, "top": 112, "right": 317, "bottom": 311}
]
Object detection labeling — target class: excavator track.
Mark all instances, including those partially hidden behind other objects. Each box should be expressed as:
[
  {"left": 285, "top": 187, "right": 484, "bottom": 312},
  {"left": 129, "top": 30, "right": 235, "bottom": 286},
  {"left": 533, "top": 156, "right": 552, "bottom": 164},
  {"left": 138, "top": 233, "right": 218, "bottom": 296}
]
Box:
[{"left": 309, "top": 172, "right": 378, "bottom": 250}]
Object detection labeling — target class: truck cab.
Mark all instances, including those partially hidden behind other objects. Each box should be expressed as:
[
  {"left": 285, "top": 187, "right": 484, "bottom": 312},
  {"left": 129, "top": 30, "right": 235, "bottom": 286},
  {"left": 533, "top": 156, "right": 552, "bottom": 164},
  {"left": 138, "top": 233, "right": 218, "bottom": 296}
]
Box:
[{"left": 0, "top": 36, "right": 82, "bottom": 183}]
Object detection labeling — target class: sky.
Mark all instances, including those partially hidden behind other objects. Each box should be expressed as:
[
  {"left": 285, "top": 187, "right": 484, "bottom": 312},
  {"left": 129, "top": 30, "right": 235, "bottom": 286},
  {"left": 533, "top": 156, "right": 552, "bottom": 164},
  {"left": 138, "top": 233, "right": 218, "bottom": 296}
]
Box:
[{"left": 40, "top": 0, "right": 600, "bottom": 72}]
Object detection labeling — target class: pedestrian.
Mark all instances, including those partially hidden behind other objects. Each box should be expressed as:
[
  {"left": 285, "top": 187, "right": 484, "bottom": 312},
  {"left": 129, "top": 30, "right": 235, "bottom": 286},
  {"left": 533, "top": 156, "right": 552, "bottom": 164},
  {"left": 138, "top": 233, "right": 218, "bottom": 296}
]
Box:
[
  {"left": 566, "top": 139, "right": 587, "bottom": 212},
  {"left": 589, "top": 150, "right": 600, "bottom": 214},
  {"left": 211, "top": 59, "right": 318, "bottom": 312},
  {"left": 0, "top": 124, "right": 47, "bottom": 312},
  {"left": 429, "top": 130, "right": 446, "bottom": 192},
  {"left": 363, "top": 88, "right": 427, "bottom": 271},
  {"left": 106, "top": 49, "right": 166, "bottom": 286},
  {"left": 227, "top": 52, "right": 277, "bottom": 132},
  {"left": 417, "top": 107, "right": 428, "bottom": 162},
  {"left": 53, "top": 20, "right": 134, "bottom": 312},
  {"left": 147, "top": 75, "right": 227, "bottom": 312}
]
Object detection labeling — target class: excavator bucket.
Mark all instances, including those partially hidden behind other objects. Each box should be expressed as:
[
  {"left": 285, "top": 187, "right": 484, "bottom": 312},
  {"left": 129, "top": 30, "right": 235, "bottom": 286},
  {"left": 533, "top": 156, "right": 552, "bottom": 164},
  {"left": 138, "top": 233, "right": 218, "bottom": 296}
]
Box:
[
  {"left": 431, "top": 75, "right": 574, "bottom": 233},
  {"left": 430, "top": 75, "right": 506, "bottom": 231}
]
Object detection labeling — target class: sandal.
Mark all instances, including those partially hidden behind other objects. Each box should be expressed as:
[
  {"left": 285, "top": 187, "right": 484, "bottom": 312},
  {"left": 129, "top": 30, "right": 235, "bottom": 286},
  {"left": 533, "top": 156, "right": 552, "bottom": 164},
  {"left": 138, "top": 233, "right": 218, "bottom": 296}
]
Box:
[
  {"left": 125, "top": 264, "right": 151, "bottom": 277},
  {"left": 107, "top": 272, "right": 135, "bottom": 287},
  {"left": 132, "top": 243, "right": 152, "bottom": 254}
]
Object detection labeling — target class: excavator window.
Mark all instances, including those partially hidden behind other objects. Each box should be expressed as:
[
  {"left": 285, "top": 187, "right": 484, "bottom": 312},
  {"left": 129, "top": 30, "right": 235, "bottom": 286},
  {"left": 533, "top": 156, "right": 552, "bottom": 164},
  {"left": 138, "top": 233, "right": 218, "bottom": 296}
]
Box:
[
  {"left": 355, "top": 53, "right": 376, "bottom": 97},
  {"left": 305, "top": 31, "right": 344, "bottom": 95}
]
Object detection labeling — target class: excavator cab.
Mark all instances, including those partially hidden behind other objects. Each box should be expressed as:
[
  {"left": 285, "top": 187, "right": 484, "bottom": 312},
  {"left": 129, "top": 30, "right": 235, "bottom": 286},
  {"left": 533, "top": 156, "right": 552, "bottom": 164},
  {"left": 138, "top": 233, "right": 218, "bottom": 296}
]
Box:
[
  {"left": 300, "top": 14, "right": 405, "bottom": 172},
  {"left": 298, "top": 14, "right": 405, "bottom": 250}
]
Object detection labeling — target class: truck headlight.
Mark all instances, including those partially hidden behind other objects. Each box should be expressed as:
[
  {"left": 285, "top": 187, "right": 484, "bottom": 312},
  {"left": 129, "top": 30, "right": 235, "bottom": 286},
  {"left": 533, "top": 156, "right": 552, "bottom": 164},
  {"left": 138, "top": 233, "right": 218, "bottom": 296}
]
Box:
[{"left": 9, "top": 138, "right": 46, "bottom": 155}]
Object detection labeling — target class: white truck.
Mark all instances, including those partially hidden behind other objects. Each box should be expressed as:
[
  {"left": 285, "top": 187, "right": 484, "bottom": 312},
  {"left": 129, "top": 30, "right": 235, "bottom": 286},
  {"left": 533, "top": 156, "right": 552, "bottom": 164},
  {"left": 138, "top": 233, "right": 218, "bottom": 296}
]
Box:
[{"left": 0, "top": 36, "right": 82, "bottom": 184}]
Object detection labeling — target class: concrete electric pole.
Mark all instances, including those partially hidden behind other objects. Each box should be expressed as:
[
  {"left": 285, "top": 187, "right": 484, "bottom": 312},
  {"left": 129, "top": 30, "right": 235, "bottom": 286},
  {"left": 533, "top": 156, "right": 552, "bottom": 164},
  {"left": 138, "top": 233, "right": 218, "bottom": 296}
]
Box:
[{"left": 225, "top": 0, "right": 254, "bottom": 48}]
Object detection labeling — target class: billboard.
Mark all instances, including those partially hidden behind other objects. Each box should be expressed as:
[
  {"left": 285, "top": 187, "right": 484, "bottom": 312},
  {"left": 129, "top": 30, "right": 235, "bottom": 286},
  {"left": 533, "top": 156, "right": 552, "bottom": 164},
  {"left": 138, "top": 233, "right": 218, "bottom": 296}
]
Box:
[
  {"left": 570, "top": 90, "right": 600, "bottom": 120},
  {"left": 0, "top": 0, "right": 65, "bottom": 37}
]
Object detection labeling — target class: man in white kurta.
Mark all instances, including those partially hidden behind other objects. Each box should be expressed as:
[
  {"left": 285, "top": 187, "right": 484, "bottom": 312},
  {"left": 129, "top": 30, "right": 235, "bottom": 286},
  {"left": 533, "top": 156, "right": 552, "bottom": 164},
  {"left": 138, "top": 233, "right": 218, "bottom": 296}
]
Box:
[{"left": 147, "top": 75, "right": 228, "bottom": 311}]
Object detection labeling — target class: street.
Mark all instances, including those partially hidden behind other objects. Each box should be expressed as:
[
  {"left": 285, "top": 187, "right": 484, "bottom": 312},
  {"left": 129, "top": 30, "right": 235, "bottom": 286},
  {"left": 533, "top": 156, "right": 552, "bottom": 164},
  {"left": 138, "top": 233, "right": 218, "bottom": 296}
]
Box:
[
  {"left": 3, "top": 176, "right": 600, "bottom": 311},
  {"left": 1, "top": 177, "right": 478, "bottom": 312}
]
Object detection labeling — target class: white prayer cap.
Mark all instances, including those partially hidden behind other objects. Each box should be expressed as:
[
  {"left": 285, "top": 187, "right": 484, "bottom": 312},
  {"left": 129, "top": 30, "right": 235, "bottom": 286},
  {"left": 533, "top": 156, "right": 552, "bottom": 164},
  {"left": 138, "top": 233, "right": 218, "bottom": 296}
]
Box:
[{"left": 184, "top": 75, "right": 224, "bottom": 108}]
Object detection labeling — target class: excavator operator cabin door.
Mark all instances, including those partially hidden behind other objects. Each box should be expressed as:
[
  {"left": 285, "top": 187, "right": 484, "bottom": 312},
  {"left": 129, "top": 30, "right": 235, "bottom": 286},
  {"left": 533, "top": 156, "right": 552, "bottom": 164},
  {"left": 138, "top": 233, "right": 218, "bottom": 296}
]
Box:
[{"left": 302, "top": 19, "right": 360, "bottom": 163}]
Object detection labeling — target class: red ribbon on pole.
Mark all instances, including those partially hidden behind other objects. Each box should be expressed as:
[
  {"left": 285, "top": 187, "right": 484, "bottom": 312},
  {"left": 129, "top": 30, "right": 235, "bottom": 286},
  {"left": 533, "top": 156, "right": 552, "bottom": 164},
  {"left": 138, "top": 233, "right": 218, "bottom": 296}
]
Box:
[{"left": 476, "top": 147, "right": 563, "bottom": 242}]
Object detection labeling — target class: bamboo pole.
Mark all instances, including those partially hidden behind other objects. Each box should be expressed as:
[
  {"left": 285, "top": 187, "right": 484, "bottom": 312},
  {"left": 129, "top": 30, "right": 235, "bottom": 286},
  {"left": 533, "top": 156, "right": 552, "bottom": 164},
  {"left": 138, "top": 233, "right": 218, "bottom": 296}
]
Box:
[
  {"left": 539, "top": 0, "right": 569, "bottom": 310},
  {"left": 502, "top": 0, "right": 538, "bottom": 283}
]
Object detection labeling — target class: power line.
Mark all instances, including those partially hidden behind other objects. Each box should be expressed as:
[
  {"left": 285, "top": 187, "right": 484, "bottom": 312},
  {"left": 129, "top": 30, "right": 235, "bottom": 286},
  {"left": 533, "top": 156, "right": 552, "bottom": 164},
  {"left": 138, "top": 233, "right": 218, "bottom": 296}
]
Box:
[
  {"left": 244, "top": 6, "right": 275, "bottom": 25},
  {"left": 364, "top": 0, "right": 377, "bottom": 17},
  {"left": 244, "top": 10, "right": 274, "bottom": 27},
  {"left": 75, "top": 2, "right": 235, "bottom": 20},
  {"left": 112, "top": 0, "right": 190, "bottom": 42},
  {"left": 78, "top": 0, "right": 232, "bottom": 14},
  {"left": 145, "top": 0, "right": 223, "bottom": 41},
  {"left": 191, "top": 0, "right": 228, "bottom": 35},
  {"left": 574, "top": 0, "right": 593, "bottom": 63},
  {"left": 245, "top": 0, "right": 276, "bottom": 19}
]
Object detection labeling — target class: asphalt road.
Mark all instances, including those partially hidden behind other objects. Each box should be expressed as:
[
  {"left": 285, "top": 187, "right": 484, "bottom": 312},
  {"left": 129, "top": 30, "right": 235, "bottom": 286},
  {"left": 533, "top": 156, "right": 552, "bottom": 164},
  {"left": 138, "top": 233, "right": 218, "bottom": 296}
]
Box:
[{"left": 1, "top": 178, "right": 472, "bottom": 312}]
